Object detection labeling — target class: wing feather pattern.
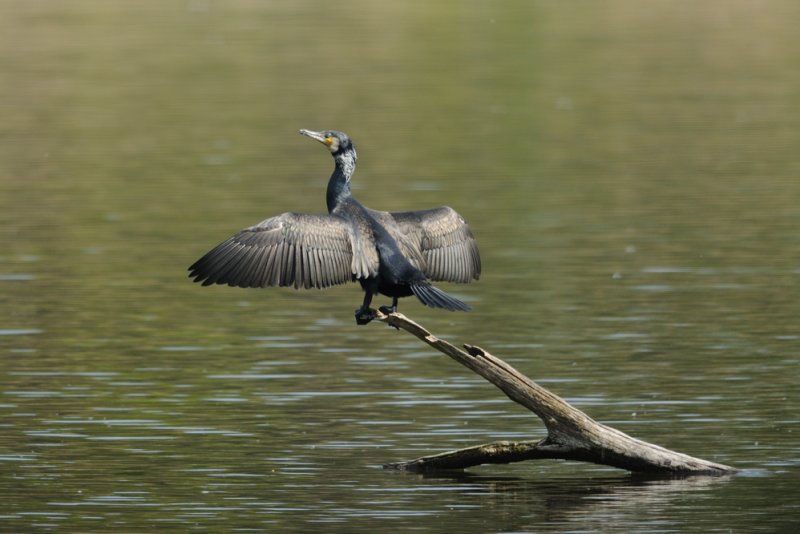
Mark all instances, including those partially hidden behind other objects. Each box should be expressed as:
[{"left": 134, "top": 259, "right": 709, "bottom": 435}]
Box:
[
  {"left": 189, "top": 212, "right": 355, "bottom": 289},
  {"left": 390, "top": 206, "right": 481, "bottom": 283}
]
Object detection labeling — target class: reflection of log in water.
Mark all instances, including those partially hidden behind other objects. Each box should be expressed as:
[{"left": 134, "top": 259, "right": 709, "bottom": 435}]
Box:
[
  {"left": 374, "top": 311, "right": 736, "bottom": 475},
  {"left": 414, "top": 472, "right": 733, "bottom": 532}
]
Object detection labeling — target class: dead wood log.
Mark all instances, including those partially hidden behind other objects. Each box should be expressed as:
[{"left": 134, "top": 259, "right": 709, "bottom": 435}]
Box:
[{"left": 373, "top": 310, "right": 736, "bottom": 475}]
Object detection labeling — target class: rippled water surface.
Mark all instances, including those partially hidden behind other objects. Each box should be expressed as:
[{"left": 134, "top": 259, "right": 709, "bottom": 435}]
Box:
[{"left": 1, "top": 1, "right": 799, "bottom": 532}]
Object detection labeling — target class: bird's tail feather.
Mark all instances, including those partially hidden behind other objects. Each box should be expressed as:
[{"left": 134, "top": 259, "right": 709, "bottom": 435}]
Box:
[{"left": 410, "top": 283, "right": 471, "bottom": 312}]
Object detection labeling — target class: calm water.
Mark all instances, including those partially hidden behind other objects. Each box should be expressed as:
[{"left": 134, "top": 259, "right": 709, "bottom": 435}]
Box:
[{"left": 1, "top": 1, "right": 799, "bottom": 532}]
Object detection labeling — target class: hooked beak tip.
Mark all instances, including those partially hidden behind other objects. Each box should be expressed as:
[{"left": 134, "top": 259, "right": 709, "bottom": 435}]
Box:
[{"left": 299, "top": 129, "right": 327, "bottom": 144}]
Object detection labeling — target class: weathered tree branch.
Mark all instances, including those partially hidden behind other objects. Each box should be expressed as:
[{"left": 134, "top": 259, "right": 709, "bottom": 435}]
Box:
[{"left": 374, "top": 310, "right": 736, "bottom": 475}]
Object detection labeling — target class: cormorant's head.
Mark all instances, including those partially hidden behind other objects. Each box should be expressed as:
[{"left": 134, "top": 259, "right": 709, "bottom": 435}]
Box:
[{"left": 299, "top": 129, "right": 354, "bottom": 156}]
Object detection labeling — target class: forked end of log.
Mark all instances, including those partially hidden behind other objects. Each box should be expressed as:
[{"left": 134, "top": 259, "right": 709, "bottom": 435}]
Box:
[{"left": 373, "top": 310, "right": 737, "bottom": 476}]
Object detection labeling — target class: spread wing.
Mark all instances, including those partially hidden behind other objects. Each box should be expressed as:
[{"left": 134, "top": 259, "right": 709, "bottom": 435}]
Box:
[
  {"left": 390, "top": 206, "right": 481, "bottom": 283},
  {"left": 189, "top": 212, "right": 355, "bottom": 289}
]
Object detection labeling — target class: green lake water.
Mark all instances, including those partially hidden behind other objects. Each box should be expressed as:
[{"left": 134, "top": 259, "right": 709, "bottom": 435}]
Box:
[{"left": 1, "top": 1, "right": 798, "bottom": 531}]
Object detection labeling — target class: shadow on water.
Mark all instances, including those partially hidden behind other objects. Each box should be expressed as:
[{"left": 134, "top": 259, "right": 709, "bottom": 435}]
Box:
[{"left": 409, "top": 470, "right": 737, "bottom": 513}]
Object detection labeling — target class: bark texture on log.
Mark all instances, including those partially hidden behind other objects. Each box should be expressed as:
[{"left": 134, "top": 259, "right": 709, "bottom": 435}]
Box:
[{"left": 375, "top": 311, "right": 736, "bottom": 475}]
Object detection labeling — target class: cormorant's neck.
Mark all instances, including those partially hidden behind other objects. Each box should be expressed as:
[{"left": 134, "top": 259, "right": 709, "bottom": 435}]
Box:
[{"left": 326, "top": 148, "right": 357, "bottom": 212}]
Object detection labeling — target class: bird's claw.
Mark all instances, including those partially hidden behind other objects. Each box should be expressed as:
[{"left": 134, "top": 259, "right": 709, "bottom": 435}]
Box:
[{"left": 355, "top": 308, "right": 375, "bottom": 325}]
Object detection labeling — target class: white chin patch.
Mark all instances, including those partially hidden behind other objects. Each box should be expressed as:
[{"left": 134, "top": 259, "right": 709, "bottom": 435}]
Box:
[{"left": 328, "top": 137, "right": 340, "bottom": 153}]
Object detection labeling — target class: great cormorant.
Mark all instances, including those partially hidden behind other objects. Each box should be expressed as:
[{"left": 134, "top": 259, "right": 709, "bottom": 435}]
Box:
[{"left": 189, "top": 129, "right": 481, "bottom": 324}]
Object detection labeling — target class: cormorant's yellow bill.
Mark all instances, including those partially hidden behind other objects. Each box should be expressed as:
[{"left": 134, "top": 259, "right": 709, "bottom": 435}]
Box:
[{"left": 299, "top": 129, "right": 340, "bottom": 153}]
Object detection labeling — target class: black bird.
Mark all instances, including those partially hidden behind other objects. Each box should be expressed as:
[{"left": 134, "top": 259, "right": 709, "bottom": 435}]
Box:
[{"left": 189, "top": 129, "right": 481, "bottom": 324}]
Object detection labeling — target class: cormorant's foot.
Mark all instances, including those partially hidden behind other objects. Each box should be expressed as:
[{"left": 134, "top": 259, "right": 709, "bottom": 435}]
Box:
[{"left": 355, "top": 308, "right": 375, "bottom": 325}]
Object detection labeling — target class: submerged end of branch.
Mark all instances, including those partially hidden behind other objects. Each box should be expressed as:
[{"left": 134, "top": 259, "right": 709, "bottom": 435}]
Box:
[{"left": 383, "top": 441, "right": 550, "bottom": 472}]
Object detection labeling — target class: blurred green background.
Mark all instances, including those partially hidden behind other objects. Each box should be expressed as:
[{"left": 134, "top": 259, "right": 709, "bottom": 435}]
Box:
[{"left": 1, "top": 1, "right": 798, "bottom": 531}]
